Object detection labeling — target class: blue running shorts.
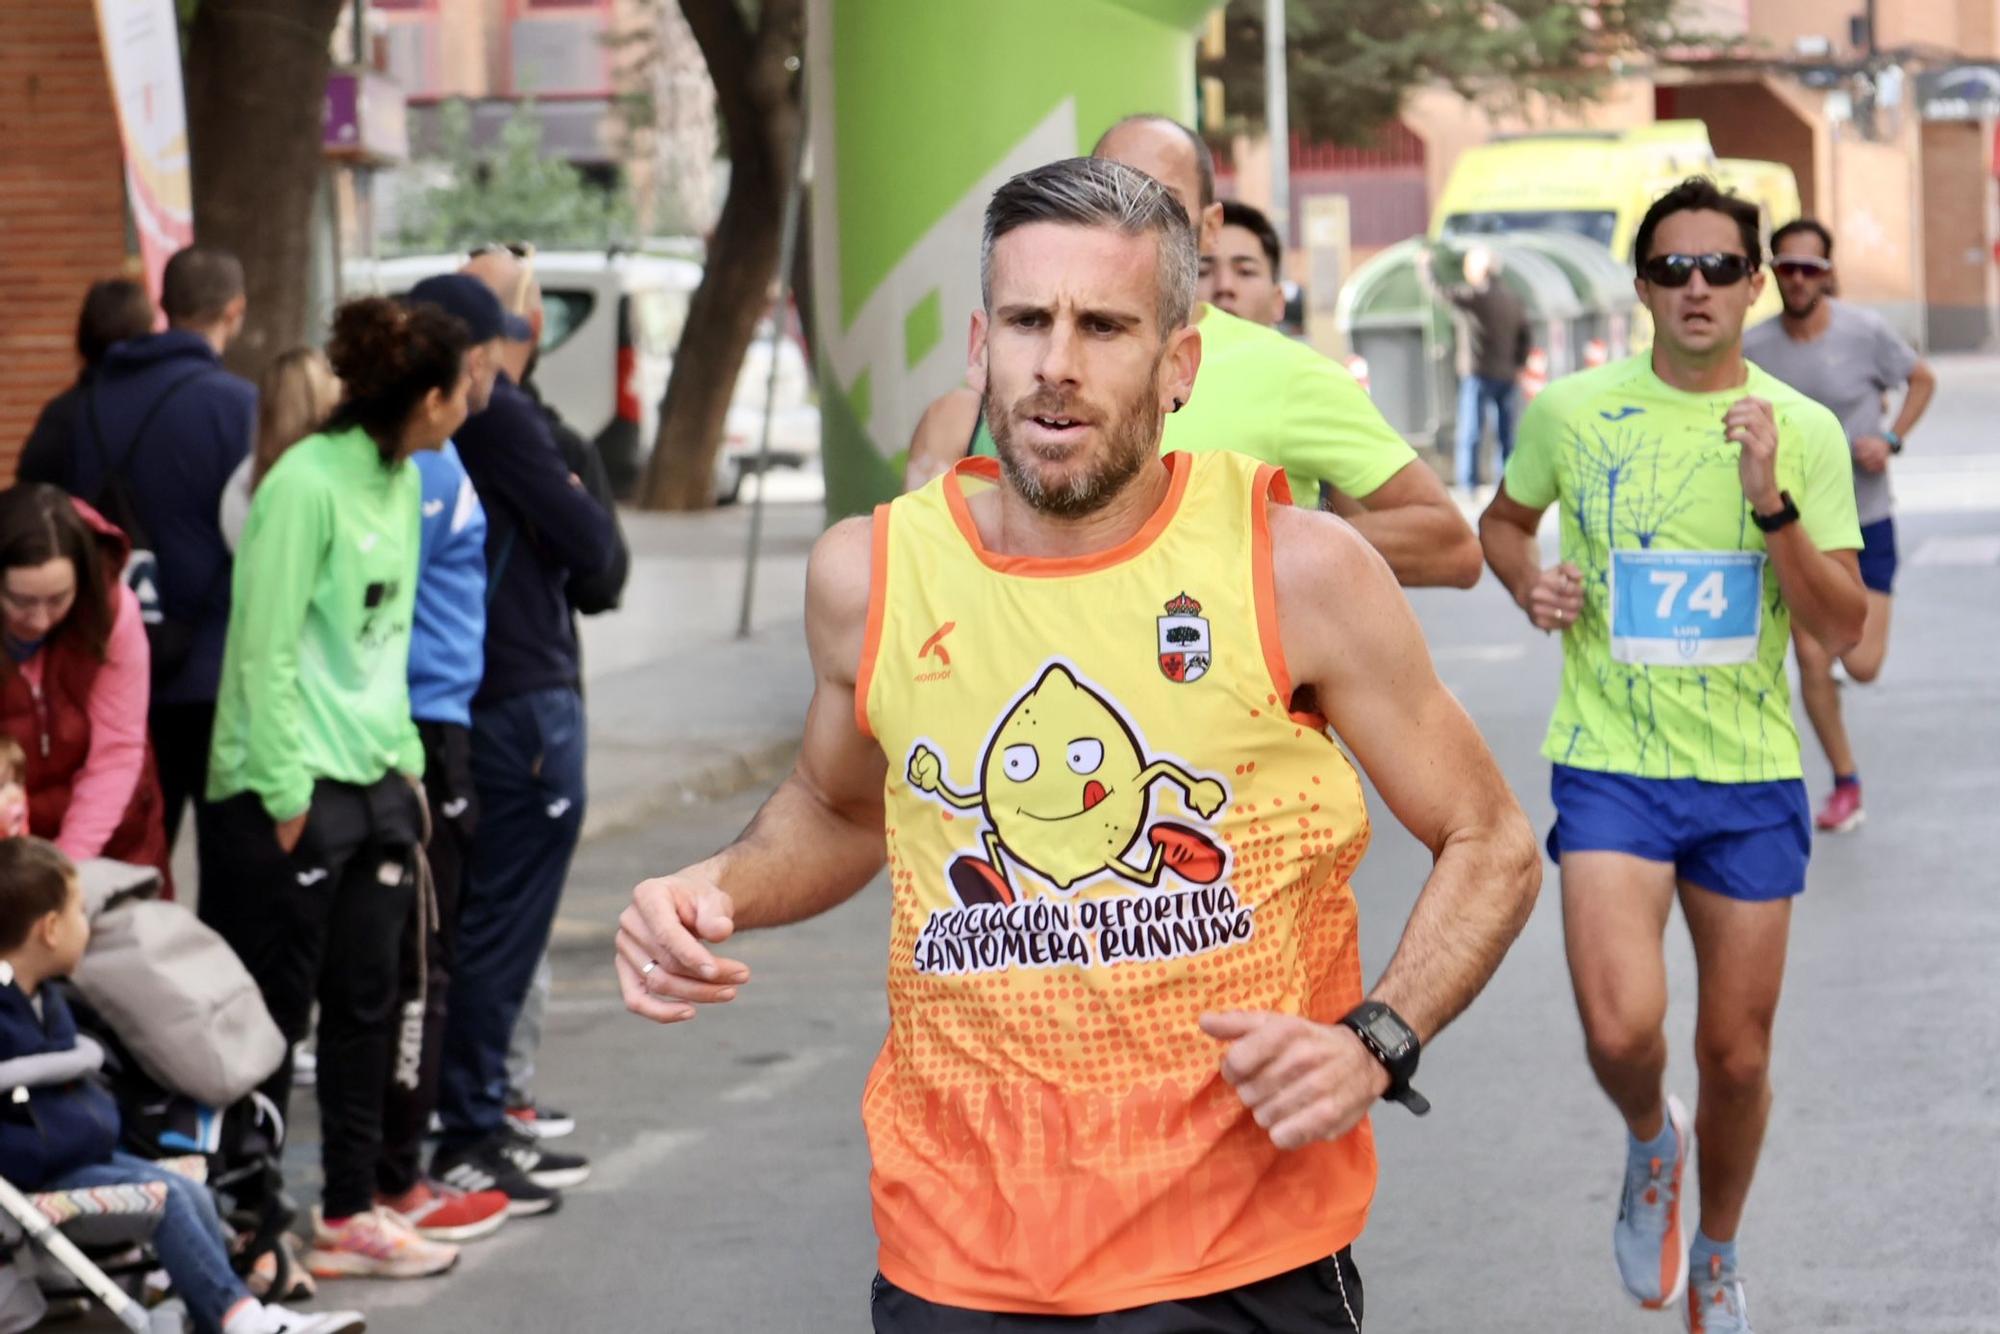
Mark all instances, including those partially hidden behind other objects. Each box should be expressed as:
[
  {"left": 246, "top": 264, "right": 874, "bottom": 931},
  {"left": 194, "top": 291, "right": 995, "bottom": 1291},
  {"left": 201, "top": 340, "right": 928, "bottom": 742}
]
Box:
[
  {"left": 1546, "top": 764, "right": 1811, "bottom": 902},
  {"left": 1858, "top": 517, "right": 1897, "bottom": 595}
]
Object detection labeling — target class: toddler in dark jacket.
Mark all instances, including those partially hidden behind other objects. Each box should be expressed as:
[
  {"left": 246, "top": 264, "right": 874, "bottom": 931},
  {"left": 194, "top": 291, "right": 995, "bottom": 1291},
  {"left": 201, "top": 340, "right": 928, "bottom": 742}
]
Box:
[{"left": 0, "top": 838, "right": 362, "bottom": 1334}]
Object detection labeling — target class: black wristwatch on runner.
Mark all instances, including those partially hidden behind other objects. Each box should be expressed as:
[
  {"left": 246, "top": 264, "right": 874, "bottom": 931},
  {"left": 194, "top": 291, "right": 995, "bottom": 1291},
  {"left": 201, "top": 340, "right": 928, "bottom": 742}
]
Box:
[
  {"left": 1751, "top": 491, "right": 1801, "bottom": 534},
  {"left": 1338, "top": 1001, "right": 1431, "bottom": 1117}
]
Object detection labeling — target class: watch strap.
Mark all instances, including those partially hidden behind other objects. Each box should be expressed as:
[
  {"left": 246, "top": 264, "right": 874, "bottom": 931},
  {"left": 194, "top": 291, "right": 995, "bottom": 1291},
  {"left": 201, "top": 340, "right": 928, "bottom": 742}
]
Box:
[
  {"left": 1885, "top": 430, "right": 1904, "bottom": 454},
  {"left": 1752, "top": 490, "right": 1800, "bottom": 533},
  {"left": 1339, "top": 1001, "right": 1431, "bottom": 1118}
]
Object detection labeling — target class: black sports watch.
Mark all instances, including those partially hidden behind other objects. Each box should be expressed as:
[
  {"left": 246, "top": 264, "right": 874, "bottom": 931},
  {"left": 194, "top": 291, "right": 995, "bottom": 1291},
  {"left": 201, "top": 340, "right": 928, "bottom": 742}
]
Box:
[
  {"left": 1338, "top": 1001, "right": 1430, "bottom": 1117},
  {"left": 1751, "top": 490, "right": 1801, "bottom": 534},
  {"left": 1884, "top": 430, "right": 1904, "bottom": 455}
]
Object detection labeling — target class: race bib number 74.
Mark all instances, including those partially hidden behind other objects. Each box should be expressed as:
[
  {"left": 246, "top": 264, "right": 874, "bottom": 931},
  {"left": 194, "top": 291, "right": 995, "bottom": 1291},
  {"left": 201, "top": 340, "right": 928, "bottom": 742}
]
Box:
[{"left": 1608, "top": 550, "right": 1765, "bottom": 666}]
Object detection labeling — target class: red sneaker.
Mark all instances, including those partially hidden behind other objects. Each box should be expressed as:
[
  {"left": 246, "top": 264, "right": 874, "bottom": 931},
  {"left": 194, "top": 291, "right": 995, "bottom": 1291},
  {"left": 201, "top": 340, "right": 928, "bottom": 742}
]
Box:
[
  {"left": 1149, "top": 823, "right": 1225, "bottom": 884},
  {"left": 1814, "top": 783, "right": 1864, "bottom": 833},
  {"left": 377, "top": 1180, "right": 509, "bottom": 1244}
]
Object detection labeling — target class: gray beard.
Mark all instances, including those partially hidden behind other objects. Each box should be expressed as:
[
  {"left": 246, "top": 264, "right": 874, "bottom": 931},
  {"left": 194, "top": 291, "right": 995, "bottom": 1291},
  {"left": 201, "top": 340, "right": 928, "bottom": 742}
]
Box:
[{"left": 983, "top": 369, "right": 1164, "bottom": 521}]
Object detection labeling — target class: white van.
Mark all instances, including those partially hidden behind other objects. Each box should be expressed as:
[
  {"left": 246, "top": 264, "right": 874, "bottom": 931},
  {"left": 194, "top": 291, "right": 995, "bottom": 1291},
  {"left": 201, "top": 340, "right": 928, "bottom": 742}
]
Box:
[{"left": 343, "top": 250, "right": 818, "bottom": 501}]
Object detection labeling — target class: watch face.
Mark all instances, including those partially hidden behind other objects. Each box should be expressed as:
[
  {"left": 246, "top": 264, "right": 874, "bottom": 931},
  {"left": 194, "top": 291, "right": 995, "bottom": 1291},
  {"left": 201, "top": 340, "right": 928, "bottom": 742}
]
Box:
[{"left": 1363, "top": 1012, "right": 1411, "bottom": 1056}]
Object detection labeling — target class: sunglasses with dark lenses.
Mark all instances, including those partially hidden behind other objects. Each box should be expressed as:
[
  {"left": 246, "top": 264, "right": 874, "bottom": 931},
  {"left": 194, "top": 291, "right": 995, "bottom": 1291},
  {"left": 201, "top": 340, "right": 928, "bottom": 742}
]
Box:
[
  {"left": 1771, "top": 256, "right": 1832, "bottom": 278},
  {"left": 1640, "top": 252, "right": 1753, "bottom": 288}
]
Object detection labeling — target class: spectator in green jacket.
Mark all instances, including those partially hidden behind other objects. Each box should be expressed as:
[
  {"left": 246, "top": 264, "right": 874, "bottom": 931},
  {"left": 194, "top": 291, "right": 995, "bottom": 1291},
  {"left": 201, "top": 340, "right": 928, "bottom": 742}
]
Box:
[{"left": 203, "top": 296, "right": 473, "bottom": 1282}]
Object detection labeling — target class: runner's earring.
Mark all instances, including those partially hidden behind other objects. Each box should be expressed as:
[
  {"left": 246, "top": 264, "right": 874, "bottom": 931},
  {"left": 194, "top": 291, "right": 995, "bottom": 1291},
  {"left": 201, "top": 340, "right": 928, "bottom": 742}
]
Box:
[{"left": 1171, "top": 398, "right": 1184, "bottom": 412}]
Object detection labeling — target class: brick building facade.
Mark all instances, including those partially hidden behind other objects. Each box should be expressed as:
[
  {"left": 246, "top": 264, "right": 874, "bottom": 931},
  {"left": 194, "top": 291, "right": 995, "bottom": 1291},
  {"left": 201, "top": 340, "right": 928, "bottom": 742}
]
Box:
[{"left": 0, "top": 0, "right": 134, "bottom": 472}]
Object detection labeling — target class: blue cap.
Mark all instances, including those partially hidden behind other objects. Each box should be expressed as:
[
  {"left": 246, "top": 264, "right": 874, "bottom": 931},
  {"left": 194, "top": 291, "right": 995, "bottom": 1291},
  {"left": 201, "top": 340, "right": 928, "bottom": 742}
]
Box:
[{"left": 405, "top": 273, "right": 533, "bottom": 343}]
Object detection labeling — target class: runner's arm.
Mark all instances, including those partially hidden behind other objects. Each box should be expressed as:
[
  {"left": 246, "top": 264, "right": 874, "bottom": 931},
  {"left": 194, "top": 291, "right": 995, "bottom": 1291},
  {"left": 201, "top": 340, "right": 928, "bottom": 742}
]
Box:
[
  {"left": 1283, "top": 354, "right": 1481, "bottom": 588},
  {"left": 1274, "top": 505, "right": 1541, "bottom": 1041},
  {"left": 618, "top": 518, "right": 888, "bottom": 1023},
  {"left": 903, "top": 387, "right": 981, "bottom": 492},
  {"left": 1346, "top": 459, "right": 1483, "bottom": 589},
  {"left": 1479, "top": 484, "right": 1583, "bottom": 631},
  {"left": 1765, "top": 528, "right": 1863, "bottom": 654},
  {"left": 1890, "top": 359, "right": 1936, "bottom": 441},
  {"left": 1736, "top": 397, "right": 1866, "bottom": 655}
]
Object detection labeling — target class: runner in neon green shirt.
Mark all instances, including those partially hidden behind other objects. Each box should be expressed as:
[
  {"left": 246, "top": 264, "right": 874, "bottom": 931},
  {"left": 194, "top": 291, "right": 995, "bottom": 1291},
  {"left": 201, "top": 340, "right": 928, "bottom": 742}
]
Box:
[
  {"left": 1161, "top": 301, "right": 1415, "bottom": 504},
  {"left": 1501, "top": 354, "right": 1860, "bottom": 782},
  {"left": 1481, "top": 178, "right": 1867, "bottom": 1334}
]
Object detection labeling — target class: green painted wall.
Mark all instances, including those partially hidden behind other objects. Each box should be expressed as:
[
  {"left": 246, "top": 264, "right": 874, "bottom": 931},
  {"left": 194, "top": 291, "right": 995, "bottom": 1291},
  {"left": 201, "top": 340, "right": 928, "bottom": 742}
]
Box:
[{"left": 809, "top": 0, "right": 1209, "bottom": 519}]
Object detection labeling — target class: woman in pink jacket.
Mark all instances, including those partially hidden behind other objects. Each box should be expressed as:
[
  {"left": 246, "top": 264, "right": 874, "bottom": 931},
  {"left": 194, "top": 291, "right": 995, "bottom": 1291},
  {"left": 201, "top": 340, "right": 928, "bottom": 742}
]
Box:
[{"left": 0, "top": 485, "right": 168, "bottom": 880}]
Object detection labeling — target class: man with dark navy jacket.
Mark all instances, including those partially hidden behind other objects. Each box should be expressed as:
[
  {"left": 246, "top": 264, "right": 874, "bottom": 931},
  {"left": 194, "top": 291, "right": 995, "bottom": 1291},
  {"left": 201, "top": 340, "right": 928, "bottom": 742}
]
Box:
[
  {"left": 60, "top": 246, "right": 255, "bottom": 861},
  {"left": 430, "top": 249, "right": 615, "bottom": 1207}
]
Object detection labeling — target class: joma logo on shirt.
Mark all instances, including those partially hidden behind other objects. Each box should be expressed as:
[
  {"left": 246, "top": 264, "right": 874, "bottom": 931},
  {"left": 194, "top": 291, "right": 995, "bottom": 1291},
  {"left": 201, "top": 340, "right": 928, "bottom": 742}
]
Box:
[{"left": 915, "top": 622, "right": 956, "bottom": 682}]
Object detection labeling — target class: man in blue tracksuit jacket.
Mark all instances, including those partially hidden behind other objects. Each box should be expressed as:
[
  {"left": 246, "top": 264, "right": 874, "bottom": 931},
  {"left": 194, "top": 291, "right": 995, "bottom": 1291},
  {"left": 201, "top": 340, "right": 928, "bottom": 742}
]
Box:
[
  {"left": 431, "top": 254, "right": 614, "bottom": 1204},
  {"left": 61, "top": 246, "right": 255, "bottom": 861}
]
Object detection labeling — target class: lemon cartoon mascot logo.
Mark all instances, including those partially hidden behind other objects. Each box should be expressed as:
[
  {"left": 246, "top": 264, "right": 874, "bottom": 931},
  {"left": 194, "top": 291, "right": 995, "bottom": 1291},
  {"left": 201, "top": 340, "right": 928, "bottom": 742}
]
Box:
[{"left": 906, "top": 662, "right": 1231, "bottom": 906}]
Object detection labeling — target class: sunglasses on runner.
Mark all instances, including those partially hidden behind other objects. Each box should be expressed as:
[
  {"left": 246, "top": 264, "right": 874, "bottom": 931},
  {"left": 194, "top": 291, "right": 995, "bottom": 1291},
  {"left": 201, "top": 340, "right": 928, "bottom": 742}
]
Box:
[
  {"left": 1639, "top": 252, "right": 1754, "bottom": 288},
  {"left": 1771, "top": 256, "right": 1832, "bottom": 278}
]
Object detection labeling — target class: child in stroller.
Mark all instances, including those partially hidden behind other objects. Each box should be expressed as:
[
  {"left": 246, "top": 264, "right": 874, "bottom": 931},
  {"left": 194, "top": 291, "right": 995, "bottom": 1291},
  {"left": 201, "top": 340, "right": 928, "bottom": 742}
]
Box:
[{"left": 0, "top": 837, "right": 363, "bottom": 1334}]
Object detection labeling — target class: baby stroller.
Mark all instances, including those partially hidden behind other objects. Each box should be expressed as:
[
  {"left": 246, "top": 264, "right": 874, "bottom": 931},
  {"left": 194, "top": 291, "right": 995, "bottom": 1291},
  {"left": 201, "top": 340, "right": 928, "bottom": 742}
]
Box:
[{"left": 3, "top": 858, "right": 297, "bottom": 1324}]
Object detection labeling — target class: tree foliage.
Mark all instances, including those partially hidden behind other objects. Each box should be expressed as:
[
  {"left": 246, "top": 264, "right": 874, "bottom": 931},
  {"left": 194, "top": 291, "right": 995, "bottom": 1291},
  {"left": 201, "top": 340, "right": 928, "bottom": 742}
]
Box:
[
  {"left": 1202, "top": 0, "right": 1716, "bottom": 144},
  {"left": 393, "top": 100, "right": 632, "bottom": 255}
]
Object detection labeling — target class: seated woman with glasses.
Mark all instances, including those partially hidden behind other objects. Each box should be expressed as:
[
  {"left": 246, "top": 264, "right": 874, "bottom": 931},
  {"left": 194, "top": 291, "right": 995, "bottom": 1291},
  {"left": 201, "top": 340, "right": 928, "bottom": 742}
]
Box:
[{"left": 0, "top": 484, "right": 170, "bottom": 879}]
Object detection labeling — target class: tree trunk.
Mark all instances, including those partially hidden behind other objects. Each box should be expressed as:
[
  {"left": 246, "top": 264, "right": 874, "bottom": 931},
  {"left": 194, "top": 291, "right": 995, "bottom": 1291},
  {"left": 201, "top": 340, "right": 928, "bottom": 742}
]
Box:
[
  {"left": 183, "top": 0, "right": 347, "bottom": 380},
  {"left": 638, "top": 0, "right": 803, "bottom": 512}
]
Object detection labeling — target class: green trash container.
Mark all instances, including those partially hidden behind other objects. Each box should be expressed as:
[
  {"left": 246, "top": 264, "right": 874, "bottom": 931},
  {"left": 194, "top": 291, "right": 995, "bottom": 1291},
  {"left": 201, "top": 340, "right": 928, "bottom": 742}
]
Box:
[
  {"left": 1333, "top": 238, "right": 1455, "bottom": 444},
  {"left": 1492, "top": 230, "right": 1637, "bottom": 375},
  {"left": 1339, "top": 238, "right": 1583, "bottom": 452}
]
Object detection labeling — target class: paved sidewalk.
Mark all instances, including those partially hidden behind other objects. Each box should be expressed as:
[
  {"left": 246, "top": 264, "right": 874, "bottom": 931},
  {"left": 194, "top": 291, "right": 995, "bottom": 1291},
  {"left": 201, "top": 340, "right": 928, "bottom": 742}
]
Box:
[{"left": 574, "top": 499, "right": 820, "bottom": 840}]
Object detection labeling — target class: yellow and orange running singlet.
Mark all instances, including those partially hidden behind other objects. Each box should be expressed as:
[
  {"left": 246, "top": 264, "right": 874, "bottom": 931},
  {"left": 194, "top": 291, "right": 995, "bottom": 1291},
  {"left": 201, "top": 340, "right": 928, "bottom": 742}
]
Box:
[{"left": 855, "top": 450, "right": 1377, "bottom": 1315}]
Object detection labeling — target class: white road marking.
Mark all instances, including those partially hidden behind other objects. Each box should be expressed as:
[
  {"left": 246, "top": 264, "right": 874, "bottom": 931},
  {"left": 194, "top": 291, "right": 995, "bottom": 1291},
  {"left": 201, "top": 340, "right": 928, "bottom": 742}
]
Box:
[{"left": 1909, "top": 535, "right": 2000, "bottom": 567}]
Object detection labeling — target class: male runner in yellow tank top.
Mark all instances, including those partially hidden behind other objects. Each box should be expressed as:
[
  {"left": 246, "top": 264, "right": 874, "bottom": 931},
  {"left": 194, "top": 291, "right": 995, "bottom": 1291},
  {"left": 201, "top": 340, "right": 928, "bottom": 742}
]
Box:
[
  {"left": 906, "top": 115, "right": 1482, "bottom": 590},
  {"left": 620, "top": 157, "right": 1540, "bottom": 1331}
]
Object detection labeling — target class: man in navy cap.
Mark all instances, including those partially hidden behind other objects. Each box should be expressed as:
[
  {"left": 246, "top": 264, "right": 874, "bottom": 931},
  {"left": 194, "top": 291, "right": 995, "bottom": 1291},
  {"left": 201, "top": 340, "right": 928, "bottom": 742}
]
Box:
[
  {"left": 426, "top": 250, "right": 614, "bottom": 1215},
  {"left": 405, "top": 273, "right": 530, "bottom": 417}
]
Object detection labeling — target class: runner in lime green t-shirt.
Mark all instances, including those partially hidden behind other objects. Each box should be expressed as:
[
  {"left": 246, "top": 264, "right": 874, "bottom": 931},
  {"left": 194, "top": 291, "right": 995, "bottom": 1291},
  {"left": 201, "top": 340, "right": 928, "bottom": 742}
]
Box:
[
  {"left": 904, "top": 115, "right": 1481, "bottom": 589},
  {"left": 1480, "top": 179, "right": 1866, "bottom": 1334}
]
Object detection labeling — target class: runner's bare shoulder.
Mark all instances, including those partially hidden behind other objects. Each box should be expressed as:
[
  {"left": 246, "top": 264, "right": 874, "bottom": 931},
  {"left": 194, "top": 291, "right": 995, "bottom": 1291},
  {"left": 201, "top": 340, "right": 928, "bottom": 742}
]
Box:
[{"left": 806, "top": 515, "right": 876, "bottom": 684}]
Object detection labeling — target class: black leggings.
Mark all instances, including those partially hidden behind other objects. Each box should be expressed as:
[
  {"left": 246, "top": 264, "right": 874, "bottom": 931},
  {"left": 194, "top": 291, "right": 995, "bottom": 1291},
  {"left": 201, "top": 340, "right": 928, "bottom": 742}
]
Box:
[
  {"left": 378, "top": 722, "right": 477, "bottom": 1197},
  {"left": 199, "top": 776, "right": 421, "bottom": 1220},
  {"left": 870, "top": 1251, "right": 1364, "bottom": 1333}
]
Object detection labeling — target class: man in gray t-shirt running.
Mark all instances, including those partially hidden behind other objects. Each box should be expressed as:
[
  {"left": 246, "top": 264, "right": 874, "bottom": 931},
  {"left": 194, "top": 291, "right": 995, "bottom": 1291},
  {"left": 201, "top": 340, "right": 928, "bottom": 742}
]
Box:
[{"left": 1744, "top": 218, "right": 1936, "bottom": 834}]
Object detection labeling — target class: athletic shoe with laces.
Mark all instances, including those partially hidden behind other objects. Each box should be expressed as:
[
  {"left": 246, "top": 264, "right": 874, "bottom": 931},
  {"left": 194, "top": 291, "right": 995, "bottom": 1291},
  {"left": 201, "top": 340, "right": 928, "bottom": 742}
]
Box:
[
  {"left": 1613, "top": 1094, "right": 1691, "bottom": 1309},
  {"left": 303, "top": 1207, "right": 458, "bottom": 1280},
  {"left": 1813, "top": 783, "right": 1864, "bottom": 833},
  {"left": 498, "top": 1118, "right": 592, "bottom": 1189},
  {"left": 230, "top": 1302, "right": 368, "bottom": 1334},
  {"left": 431, "top": 1139, "right": 562, "bottom": 1218},
  {"left": 377, "top": 1179, "right": 510, "bottom": 1243},
  {"left": 504, "top": 1101, "right": 577, "bottom": 1140},
  {"left": 1687, "top": 1252, "right": 1753, "bottom": 1332}
]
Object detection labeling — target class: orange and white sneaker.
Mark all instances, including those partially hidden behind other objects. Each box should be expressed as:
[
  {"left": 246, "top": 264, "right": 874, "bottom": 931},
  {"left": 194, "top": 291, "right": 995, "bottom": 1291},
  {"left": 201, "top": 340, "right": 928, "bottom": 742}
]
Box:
[
  {"left": 1612, "top": 1094, "right": 1691, "bottom": 1309},
  {"left": 1687, "top": 1251, "right": 1754, "bottom": 1332},
  {"left": 377, "top": 1179, "right": 510, "bottom": 1244},
  {"left": 304, "top": 1207, "right": 459, "bottom": 1279}
]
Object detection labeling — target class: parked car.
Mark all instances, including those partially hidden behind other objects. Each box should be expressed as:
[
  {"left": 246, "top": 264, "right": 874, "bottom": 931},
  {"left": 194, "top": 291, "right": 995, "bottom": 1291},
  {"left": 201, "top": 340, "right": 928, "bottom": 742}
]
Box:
[{"left": 343, "top": 250, "right": 819, "bottom": 501}]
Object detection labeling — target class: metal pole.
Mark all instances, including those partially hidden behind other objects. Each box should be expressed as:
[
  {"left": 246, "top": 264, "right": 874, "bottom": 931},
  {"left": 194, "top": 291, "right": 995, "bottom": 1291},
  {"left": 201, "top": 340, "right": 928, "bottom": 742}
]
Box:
[
  {"left": 737, "top": 64, "right": 810, "bottom": 640},
  {"left": 1264, "top": 0, "right": 1290, "bottom": 245}
]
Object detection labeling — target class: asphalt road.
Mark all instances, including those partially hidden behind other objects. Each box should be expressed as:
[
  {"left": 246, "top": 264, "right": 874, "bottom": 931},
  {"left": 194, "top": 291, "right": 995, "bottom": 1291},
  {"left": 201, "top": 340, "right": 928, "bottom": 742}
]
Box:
[{"left": 303, "top": 364, "right": 2000, "bottom": 1332}]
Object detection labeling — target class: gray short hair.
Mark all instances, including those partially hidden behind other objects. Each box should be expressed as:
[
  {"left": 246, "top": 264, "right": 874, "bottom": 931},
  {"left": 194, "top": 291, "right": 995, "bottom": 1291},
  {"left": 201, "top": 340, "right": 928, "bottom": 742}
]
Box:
[{"left": 980, "top": 157, "right": 1197, "bottom": 334}]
